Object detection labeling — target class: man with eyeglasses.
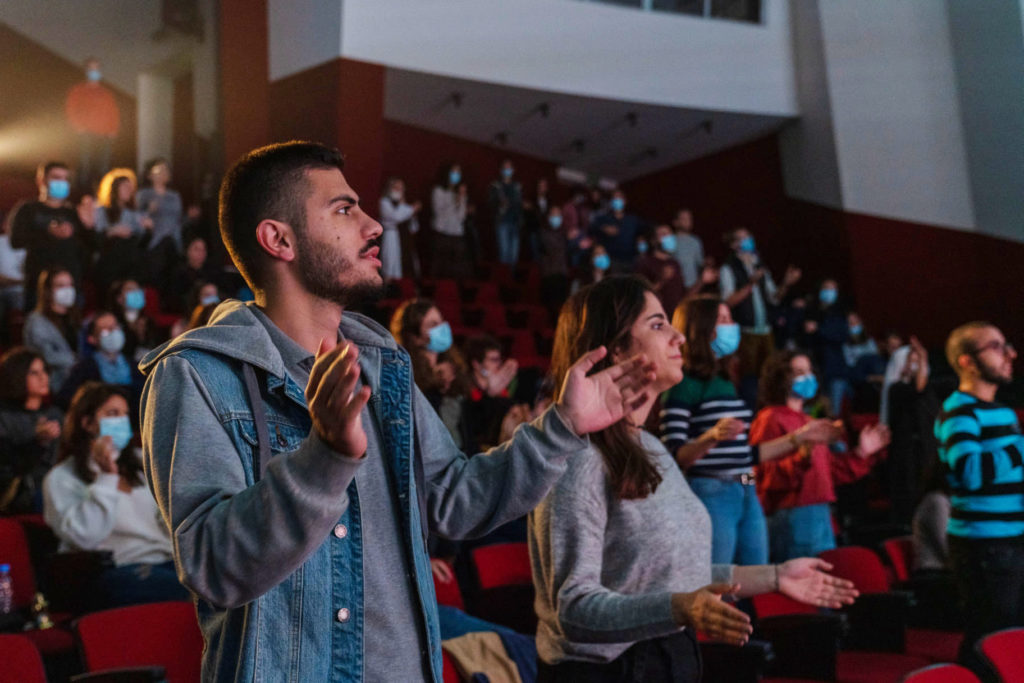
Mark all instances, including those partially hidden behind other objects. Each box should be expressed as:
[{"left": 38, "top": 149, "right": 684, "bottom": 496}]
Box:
[{"left": 935, "top": 321, "right": 1022, "bottom": 674}]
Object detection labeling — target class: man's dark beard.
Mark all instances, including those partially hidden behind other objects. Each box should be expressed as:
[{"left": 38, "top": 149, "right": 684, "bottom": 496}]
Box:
[
  {"left": 294, "top": 232, "right": 384, "bottom": 308},
  {"left": 976, "top": 356, "right": 1011, "bottom": 386}
]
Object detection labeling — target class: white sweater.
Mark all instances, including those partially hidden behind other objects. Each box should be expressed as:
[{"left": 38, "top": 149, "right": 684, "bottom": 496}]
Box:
[{"left": 43, "top": 455, "right": 173, "bottom": 566}]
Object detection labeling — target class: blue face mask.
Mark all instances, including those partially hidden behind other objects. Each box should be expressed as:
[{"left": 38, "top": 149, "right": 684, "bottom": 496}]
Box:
[
  {"left": 819, "top": 288, "right": 838, "bottom": 305},
  {"left": 98, "top": 327, "right": 125, "bottom": 354},
  {"left": 660, "top": 234, "right": 678, "bottom": 253},
  {"left": 426, "top": 322, "right": 453, "bottom": 354},
  {"left": 86, "top": 68, "right": 102, "bottom": 82},
  {"left": 47, "top": 179, "right": 70, "bottom": 200},
  {"left": 636, "top": 241, "right": 649, "bottom": 255},
  {"left": 449, "top": 170, "right": 461, "bottom": 186},
  {"left": 200, "top": 294, "right": 220, "bottom": 307},
  {"left": 738, "top": 236, "right": 756, "bottom": 253},
  {"left": 501, "top": 167, "right": 513, "bottom": 179},
  {"left": 849, "top": 324, "right": 863, "bottom": 337},
  {"left": 124, "top": 289, "right": 146, "bottom": 311},
  {"left": 593, "top": 253, "right": 611, "bottom": 271},
  {"left": 610, "top": 197, "right": 625, "bottom": 213},
  {"left": 548, "top": 215, "right": 562, "bottom": 229},
  {"left": 99, "top": 415, "right": 133, "bottom": 452},
  {"left": 710, "top": 323, "right": 741, "bottom": 359},
  {"left": 791, "top": 373, "right": 819, "bottom": 400}
]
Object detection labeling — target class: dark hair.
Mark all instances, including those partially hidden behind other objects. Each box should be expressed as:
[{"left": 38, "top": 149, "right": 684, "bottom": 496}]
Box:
[
  {"left": 35, "top": 268, "right": 81, "bottom": 331},
  {"left": 464, "top": 334, "right": 502, "bottom": 366},
  {"left": 945, "top": 321, "right": 994, "bottom": 372},
  {"left": 675, "top": 295, "right": 723, "bottom": 380},
  {"left": 390, "top": 298, "right": 437, "bottom": 350},
  {"left": 59, "top": 382, "right": 144, "bottom": 486},
  {"left": 219, "top": 141, "right": 345, "bottom": 291},
  {"left": 758, "top": 349, "right": 811, "bottom": 407},
  {"left": 142, "top": 157, "right": 170, "bottom": 185},
  {"left": 87, "top": 310, "right": 117, "bottom": 339},
  {"left": 187, "top": 302, "right": 218, "bottom": 330},
  {"left": 37, "top": 161, "right": 69, "bottom": 182},
  {"left": 550, "top": 275, "right": 662, "bottom": 500},
  {"left": 0, "top": 347, "right": 45, "bottom": 406},
  {"left": 435, "top": 161, "right": 460, "bottom": 189}
]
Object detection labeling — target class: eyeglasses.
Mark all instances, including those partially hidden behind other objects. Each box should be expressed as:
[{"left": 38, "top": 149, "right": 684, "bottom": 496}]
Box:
[{"left": 972, "top": 341, "right": 1016, "bottom": 356}]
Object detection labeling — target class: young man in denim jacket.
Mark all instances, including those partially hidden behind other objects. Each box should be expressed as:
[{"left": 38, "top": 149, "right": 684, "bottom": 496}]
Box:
[{"left": 139, "top": 142, "right": 655, "bottom": 682}]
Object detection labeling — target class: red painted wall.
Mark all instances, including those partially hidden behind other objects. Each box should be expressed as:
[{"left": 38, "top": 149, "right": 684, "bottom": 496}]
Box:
[
  {"left": 219, "top": 0, "right": 269, "bottom": 166},
  {"left": 0, "top": 22, "right": 136, "bottom": 214}
]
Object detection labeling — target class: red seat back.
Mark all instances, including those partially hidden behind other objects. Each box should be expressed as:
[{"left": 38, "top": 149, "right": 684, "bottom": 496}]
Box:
[
  {"left": 977, "top": 627, "right": 1024, "bottom": 681},
  {"left": 432, "top": 560, "right": 465, "bottom": 611},
  {"left": 76, "top": 601, "right": 203, "bottom": 682},
  {"left": 0, "top": 634, "right": 46, "bottom": 683},
  {"left": 0, "top": 518, "right": 37, "bottom": 608},
  {"left": 819, "top": 546, "right": 891, "bottom": 593},
  {"left": 902, "top": 663, "right": 980, "bottom": 682},
  {"left": 751, "top": 590, "right": 818, "bottom": 617},
  {"left": 882, "top": 536, "right": 915, "bottom": 583},
  {"left": 470, "top": 543, "right": 532, "bottom": 590}
]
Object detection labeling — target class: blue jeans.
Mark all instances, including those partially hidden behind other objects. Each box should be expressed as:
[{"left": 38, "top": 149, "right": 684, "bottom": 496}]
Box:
[
  {"left": 688, "top": 476, "right": 769, "bottom": 565},
  {"left": 766, "top": 503, "right": 836, "bottom": 562},
  {"left": 97, "top": 560, "right": 190, "bottom": 608},
  {"left": 497, "top": 220, "right": 520, "bottom": 265}
]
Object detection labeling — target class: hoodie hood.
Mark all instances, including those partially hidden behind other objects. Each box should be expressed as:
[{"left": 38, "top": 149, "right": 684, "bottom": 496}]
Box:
[{"left": 138, "top": 300, "right": 399, "bottom": 378}]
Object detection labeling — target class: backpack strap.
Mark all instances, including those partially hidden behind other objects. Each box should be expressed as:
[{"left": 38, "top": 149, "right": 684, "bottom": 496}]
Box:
[{"left": 241, "top": 363, "right": 272, "bottom": 482}]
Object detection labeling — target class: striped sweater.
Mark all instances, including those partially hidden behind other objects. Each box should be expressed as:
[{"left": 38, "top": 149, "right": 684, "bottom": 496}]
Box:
[
  {"left": 935, "top": 391, "right": 1024, "bottom": 539},
  {"left": 660, "top": 375, "right": 757, "bottom": 476}
]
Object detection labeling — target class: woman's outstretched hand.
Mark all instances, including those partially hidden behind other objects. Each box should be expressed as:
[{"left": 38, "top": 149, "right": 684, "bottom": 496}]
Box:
[
  {"left": 778, "top": 558, "right": 859, "bottom": 608},
  {"left": 671, "top": 583, "right": 752, "bottom": 646},
  {"left": 555, "top": 347, "right": 657, "bottom": 436}
]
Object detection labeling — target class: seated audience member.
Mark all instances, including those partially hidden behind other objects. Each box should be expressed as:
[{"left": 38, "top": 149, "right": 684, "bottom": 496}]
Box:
[
  {"left": 588, "top": 189, "right": 644, "bottom": 271},
  {"left": 935, "top": 322, "right": 1023, "bottom": 674},
  {"left": 43, "top": 382, "right": 189, "bottom": 608},
  {"left": 751, "top": 350, "right": 890, "bottom": 561},
  {"left": 23, "top": 268, "right": 80, "bottom": 391},
  {"left": 378, "top": 176, "right": 420, "bottom": 282},
  {"left": 109, "top": 280, "right": 160, "bottom": 362},
  {"left": 530, "top": 276, "right": 858, "bottom": 681},
  {"left": 570, "top": 244, "right": 610, "bottom": 293},
  {"left": 0, "top": 219, "right": 26, "bottom": 346},
  {"left": 463, "top": 334, "right": 520, "bottom": 450},
  {"left": 635, "top": 224, "right": 685, "bottom": 319},
  {"left": 803, "top": 279, "right": 849, "bottom": 416},
  {"left": 163, "top": 236, "right": 221, "bottom": 314},
  {"left": 663, "top": 296, "right": 840, "bottom": 565},
  {"left": 0, "top": 348, "right": 62, "bottom": 514},
  {"left": 912, "top": 461, "right": 952, "bottom": 575},
  {"left": 55, "top": 311, "right": 143, "bottom": 421},
  {"left": 92, "top": 169, "right": 150, "bottom": 295}
]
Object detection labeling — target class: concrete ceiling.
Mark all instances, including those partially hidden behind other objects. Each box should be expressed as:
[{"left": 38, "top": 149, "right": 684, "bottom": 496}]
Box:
[{"left": 384, "top": 67, "right": 793, "bottom": 183}]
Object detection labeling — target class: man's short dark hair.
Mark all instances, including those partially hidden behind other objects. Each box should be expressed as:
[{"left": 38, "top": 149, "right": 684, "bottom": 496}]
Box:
[
  {"left": 464, "top": 334, "right": 502, "bottom": 365},
  {"left": 38, "top": 161, "right": 69, "bottom": 181},
  {"left": 945, "top": 321, "right": 993, "bottom": 372},
  {"left": 219, "top": 141, "right": 345, "bottom": 290}
]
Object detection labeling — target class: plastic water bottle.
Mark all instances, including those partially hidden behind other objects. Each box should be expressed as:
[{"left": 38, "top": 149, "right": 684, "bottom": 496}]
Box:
[{"left": 0, "top": 564, "right": 12, "bottom": 614}]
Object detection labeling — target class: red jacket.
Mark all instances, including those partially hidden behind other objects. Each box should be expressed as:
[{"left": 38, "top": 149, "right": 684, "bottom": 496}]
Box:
[
  {"left": 65, "top": 82, "right": 120, "bottom": 137},
  {"left": 750, "top": 405, "right": 876, "bottom": 515}
]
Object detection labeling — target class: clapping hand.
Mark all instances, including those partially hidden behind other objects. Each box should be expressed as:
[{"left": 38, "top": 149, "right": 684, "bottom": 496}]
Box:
[
  {"left": 90, "top": 435, "right": 119, "bottom": 474},
  {"left": 35, "top": 417, "right": 61, "bottom": 445},
  {"left": 306, "top": 337, "right": 372, "bottom": 458},
  {"left": 485, "top": 358, "right": 519, "bottom": 397},
  {"left": 856, "top": 423, "right": 891, "bottom": 459},
  {"left": 710, "top": 417, "right": 745, "bottom": 443},
  {"left": 778, "top": 558, "right": 858, "bottom": 608},
  {"left": 555, "top": 348, "right": 656, "bottom": 436}
]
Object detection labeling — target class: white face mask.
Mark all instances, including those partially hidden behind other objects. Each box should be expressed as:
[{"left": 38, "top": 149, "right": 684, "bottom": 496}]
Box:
[
  {"left": 389, "top": 190, "right": 402, "bottom": 202},
  {"left": 53, "top": 286, "right": 76, "bottom": 308}
]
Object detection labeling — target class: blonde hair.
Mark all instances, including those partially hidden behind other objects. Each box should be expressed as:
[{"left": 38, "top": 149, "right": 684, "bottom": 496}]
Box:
[{"left": 96, "top": 168, "right": 137, "bottom": 208}]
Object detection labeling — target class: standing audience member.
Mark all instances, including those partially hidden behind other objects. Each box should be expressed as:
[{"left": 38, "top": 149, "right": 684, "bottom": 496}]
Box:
[
  {"left": 522, "top": 178, "right": 551, "bottom": 262},
  {"left": 93, "top": 169, "right": 151, "bottom": 295},
  {"left": 531, "top": 276, "right": 858, "bottom": 681},
  {"left": 663, "top": 297, "right": 841, "bottom": 564},
  {"left": 0, "top": 219, "right": 26, "bottom": 346},
  {"left": 841, "top": 313, "right": 884, "bottom": 401},
  {"left": 751, "top": 350, "right": 890, "bottom": 561},
  {"left": 43, "top": 382, "right": 188, "bottom": 608},
  {"left": 23, "top": 269, "right": 80, "bottom": 391},
  {"left": 571, "top": 245, "right": 610, "bottom": 293},
  {"left": 718, "top": 228, "right": 801, "bottom": 406},
  {"left": 378, "top": 177, "right": 421, "bottom": 282},
  {"left": 935, "top": 322, "right": 1023, "bottom": 675},
  {"left": 804, "top": 279, "right": 849, "bottom": 417},
  {"left": 589, "top": 189, "right": 643, "bottom": 271},
  {"left": 671, "top": 208, "right": 704, "bottom": 289},
  {"left": 64, "top": 58, "right": 120, "bottom": 190},
  {"left": 430, "top": 163, "right": 470, "bottom": 279},
  {"left": 136, "top": 157, "right": 183, "bottom": 285},
  {"left": 0, "top": 348, "right": 62, "bottom": 514},
  {"left": 538, "top": 205, "right": 570, "bottom": 316},
  {"left": 489, "top": 160, "right": 523, "bottom": 265},
  {"left": 8, "top": 161, "right": 90, "bottom": 311},
  {"left": 635, "top": 225, "right": 685, "bottom": 320}
]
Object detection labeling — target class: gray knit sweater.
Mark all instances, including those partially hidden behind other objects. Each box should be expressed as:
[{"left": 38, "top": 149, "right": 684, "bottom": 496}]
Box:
[{"left": 528, "top": 430, "right": 734, "bottom": 664}]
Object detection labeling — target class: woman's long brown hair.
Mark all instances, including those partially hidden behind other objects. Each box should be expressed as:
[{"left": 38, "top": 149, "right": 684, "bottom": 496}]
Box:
[
  {"left": 674, "top": 295, "right": 723, "bottom": 381},
  {"left": 549, "top": 275, "right": 663, "bottom": 500}
]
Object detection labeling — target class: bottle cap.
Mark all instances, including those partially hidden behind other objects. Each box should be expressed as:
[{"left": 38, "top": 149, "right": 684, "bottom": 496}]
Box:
[{"left": 0, "top": 563, "right": 9, "bottom": 572}]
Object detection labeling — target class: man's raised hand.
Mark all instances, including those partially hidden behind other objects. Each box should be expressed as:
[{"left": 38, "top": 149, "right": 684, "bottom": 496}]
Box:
[
  {"left": 306, "top": 337, "right": 371, "bottom": 458},
  {"left": 555, "top": 347, "right": 656, "bottom": 436}
]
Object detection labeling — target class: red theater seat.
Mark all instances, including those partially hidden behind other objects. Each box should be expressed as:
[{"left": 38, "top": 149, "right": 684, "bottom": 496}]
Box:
[
  {"left": 0, "top": 634, "right": 46, "bottom": 683},
  {"left": 977, "top": 627, "right": 1024, "bottom": 681},
  {"left": 901, "top": 662, "right": 980, "bottom": 682}
]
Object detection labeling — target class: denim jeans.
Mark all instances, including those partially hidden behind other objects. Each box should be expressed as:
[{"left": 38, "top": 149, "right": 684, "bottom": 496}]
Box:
[
  {"left": 97, "top": 560, "right": 190, "bottom": 608},
  {"left": 688, "top": 477, "right": 769, "bottom": 565},
  {"left": 767, "top": 503, "right": 836, "bottom": 562},
  {"left": 538, "top": 629, "right": 701, "bottom": 683},
  {"left": 497, "top": 220, "right": 520, "bottom": 265}
]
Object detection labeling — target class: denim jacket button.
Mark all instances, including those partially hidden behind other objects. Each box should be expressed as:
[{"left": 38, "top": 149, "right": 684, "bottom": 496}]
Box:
[
  {"left": 336, "top": 608, "right": 350, "bottom": 622},
  {"left": 333, "top": 524, "right": 348, "bottom": 539}
]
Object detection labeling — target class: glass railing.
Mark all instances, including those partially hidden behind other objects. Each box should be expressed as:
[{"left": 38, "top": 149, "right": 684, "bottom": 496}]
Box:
[{"left": 578, "top": 0, "right": 761, "bottom": 24}]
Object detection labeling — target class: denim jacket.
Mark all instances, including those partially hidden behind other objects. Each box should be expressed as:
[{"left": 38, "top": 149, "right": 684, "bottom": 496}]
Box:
[{"left": 139, "top": 301, "right": 586, "bottom": 682}]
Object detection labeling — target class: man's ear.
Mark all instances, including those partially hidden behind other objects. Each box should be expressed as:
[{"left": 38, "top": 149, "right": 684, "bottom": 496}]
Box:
[
  {"left": 255, "top": 219, "right": 296, "bottom": 263},
  {"left": 957, "top": 354, "right": 973, "bottom": 372}
]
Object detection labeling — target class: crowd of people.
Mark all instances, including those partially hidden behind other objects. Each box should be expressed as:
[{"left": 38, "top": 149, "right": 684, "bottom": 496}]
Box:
[{"left": 0, "top": 140, "right": 1019, "bottom": 683}]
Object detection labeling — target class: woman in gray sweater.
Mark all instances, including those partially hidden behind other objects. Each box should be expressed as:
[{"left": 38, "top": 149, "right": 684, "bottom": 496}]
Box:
[{"left": 529, "top": 276, "right": 858, "bottom": 682}]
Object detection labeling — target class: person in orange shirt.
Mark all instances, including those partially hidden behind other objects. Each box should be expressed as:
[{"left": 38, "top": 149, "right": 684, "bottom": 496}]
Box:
[{"left": 65, "top": 57, "right": 120, "bottom": 191}]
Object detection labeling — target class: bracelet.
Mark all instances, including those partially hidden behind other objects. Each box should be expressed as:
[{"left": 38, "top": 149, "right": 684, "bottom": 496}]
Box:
[
  {"left": 774, "top": 564, "right": 780, "bottom": 591},
  {"left": 789, "top": 432, "right": 800, "bottom": 450}
]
